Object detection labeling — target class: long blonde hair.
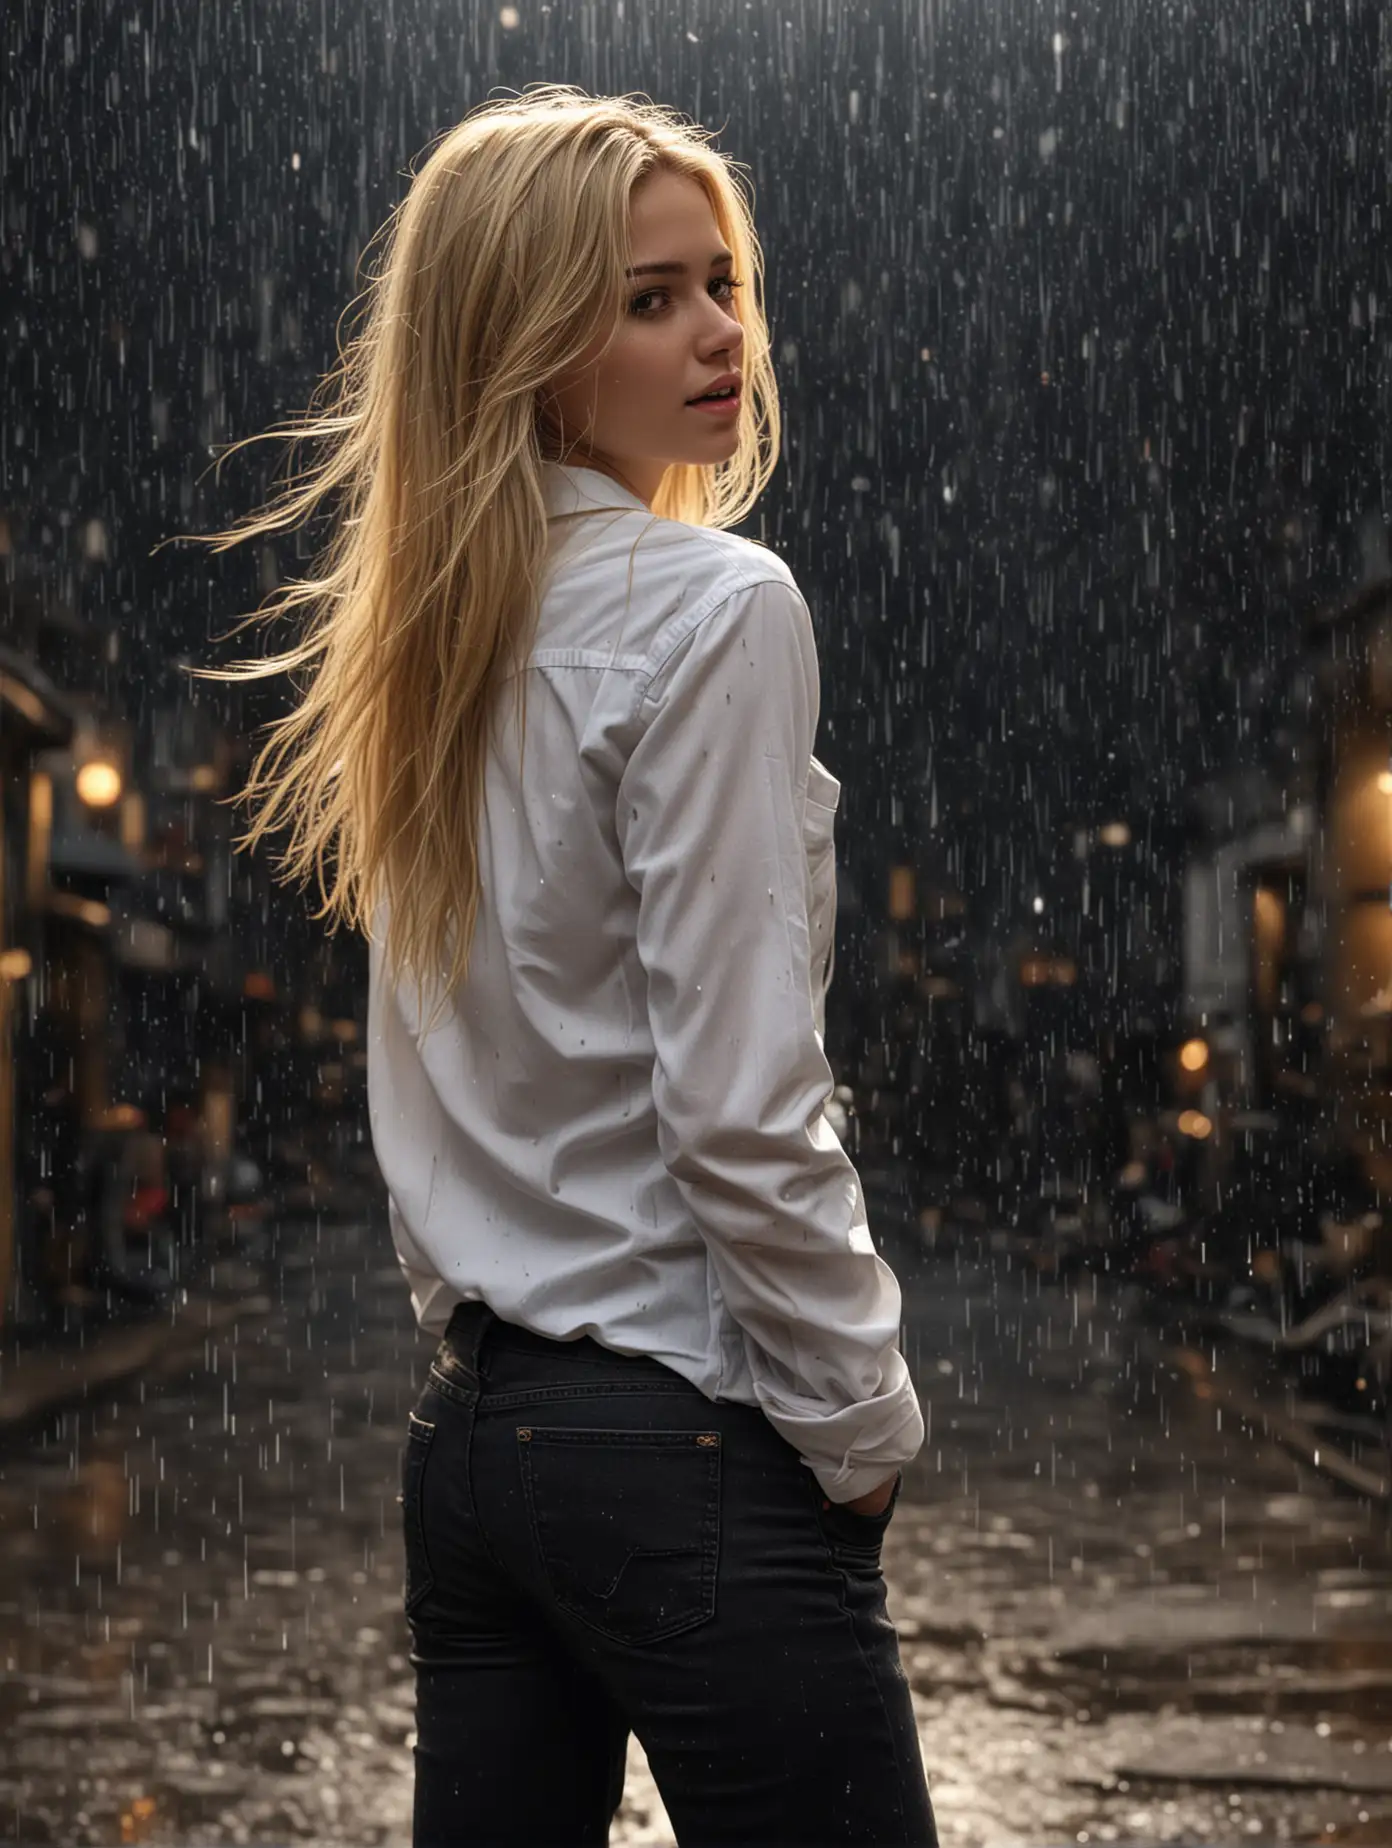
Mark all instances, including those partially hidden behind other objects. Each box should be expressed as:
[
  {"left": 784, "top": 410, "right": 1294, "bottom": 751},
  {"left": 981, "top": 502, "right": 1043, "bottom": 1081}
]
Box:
[{"left": 181, "top": 84, "right": 780, "bottom": 1034}]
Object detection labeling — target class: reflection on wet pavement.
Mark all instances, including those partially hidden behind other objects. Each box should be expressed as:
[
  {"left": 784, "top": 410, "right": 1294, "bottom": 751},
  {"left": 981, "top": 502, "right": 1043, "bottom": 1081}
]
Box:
[
  {"left": 2, "top": 1216, "right": 1392, "bottom": 1845},
  {"left": 879, "top": 1261, "right": 1392, "bottom": 1847},
  {"left": 1, "top": 1220, "right": 419, "bottom": 1846}
]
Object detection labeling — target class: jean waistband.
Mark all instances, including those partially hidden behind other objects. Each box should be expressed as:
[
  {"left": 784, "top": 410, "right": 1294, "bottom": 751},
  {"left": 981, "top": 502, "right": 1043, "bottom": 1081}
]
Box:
[{"left": 443, "top": 1298, "right": 645, "bottom": 1370}]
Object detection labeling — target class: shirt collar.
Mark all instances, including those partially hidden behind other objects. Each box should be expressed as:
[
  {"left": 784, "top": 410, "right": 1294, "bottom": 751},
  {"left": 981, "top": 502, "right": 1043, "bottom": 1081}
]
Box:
[{"left": 541, "top": 461, "right": 652, "bottom": 520}]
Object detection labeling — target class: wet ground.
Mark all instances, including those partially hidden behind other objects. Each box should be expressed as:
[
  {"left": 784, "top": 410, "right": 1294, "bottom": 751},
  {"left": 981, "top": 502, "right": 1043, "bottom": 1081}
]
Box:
[{"left": 2, "top": 1205, "right": 1392, "bottom": 1847}]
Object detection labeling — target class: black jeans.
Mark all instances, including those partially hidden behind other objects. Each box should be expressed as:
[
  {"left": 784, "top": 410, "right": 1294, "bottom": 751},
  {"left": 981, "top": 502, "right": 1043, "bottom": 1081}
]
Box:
[{"left": 401, "top": 1300, "right": 938, "bottom": 1848}]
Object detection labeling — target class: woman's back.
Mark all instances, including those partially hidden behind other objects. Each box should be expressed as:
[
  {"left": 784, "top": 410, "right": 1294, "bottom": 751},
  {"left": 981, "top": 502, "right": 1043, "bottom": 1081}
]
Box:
[{"left": 366, "top": 460, "right": 911, "bottom": 1477}]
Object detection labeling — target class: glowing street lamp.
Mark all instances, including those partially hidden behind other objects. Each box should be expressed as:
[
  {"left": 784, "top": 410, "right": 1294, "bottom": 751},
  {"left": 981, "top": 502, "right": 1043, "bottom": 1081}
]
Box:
[{"left": 75, "top": 758, "right": 123, "bottom": 808}]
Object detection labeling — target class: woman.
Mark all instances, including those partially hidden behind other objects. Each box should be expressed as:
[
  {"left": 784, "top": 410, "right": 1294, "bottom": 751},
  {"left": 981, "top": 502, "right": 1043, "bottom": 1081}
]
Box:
[{"left": 188, "top": 83, "right": 937, "bottom": 1848}]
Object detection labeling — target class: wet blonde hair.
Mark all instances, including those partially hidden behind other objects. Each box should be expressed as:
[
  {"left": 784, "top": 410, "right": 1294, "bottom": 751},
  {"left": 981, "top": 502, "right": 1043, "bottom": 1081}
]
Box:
[{"left": 181, "top": 84, "right": 780, "bottom": 1033}]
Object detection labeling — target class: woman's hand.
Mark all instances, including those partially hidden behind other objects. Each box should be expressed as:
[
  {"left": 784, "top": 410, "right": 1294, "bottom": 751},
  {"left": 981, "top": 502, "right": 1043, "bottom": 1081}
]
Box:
[{"left": 841, "top": 1470, "right": 900, "bottom": 1518}]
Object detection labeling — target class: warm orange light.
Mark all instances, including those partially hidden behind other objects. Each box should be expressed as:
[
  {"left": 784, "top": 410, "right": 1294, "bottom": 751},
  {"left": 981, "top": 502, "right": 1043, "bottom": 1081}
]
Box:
[
  {"left": 46, "top": 892, "right": 110, "bottom": 928},
  {"left": 1179, "top": 1037, "right": 1210, "bottom": 1072},
  {"left": 1379, "top": 771, "right": 1392, "bottom": 795},
  {"left": 1099, "top": 821, "right": 1131, "bottom": 847},
  {"left": 0, "top": 948, "right": 31, "bottom": 980},
  {"left": 98, "top": 1103, "right": 146, "bottom": 1131},
  {"left": 1177, "top": 1109, "right": 1213, "bottom": 1139},
  {"left": 76, "top": 759, "right": 123, "bottom": 807},
  {"left": 888, "top": 865, "right": 916, "bottom": 921},
  {"left": 1019, "top": 957, "right": 1077, "bottom": 987},
  {"left": 120, "top": 1793, "right": 159, "bottom": 1844},
  {"left": 920, "top": 975, "right": 959, "bottom": 999}
]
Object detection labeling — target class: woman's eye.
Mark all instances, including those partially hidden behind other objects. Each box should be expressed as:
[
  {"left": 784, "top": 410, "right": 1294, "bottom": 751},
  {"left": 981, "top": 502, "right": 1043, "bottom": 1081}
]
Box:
[{"left": 629, "top": 276, "right": 744, "bottom": 316}]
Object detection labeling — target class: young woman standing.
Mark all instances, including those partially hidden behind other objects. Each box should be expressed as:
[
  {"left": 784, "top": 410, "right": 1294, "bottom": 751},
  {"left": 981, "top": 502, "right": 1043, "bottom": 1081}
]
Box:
[{"left": 190, "top": 83, "right": 937, "bottom": 1848}]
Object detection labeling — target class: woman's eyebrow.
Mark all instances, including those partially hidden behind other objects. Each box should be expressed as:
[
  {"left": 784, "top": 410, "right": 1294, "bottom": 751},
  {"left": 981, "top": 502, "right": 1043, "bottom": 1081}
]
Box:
[{"left": 625, "top": 250, "right": 734, "bottom": 279}]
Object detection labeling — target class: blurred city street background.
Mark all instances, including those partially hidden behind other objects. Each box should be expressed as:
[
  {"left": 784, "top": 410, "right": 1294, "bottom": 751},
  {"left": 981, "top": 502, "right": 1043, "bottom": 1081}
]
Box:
[{"left": 5, "top": 0, "right": 1392, "bottom": 1842}]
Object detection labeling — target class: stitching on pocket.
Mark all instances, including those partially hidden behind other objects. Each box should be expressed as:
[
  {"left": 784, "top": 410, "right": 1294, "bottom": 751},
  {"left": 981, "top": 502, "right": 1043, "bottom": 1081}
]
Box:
[
  {"left": 401, "top": 1412, "right": 437, "bottom": 1615},
  {"left": 518, "top": 1427, "right": 721, "bottom": 1646}
]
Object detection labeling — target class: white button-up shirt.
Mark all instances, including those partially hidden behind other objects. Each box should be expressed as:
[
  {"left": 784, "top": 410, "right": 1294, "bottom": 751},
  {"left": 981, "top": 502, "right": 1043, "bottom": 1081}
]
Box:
[{"left": 367, "top": 460, "right": 923, "bottom": 1502}]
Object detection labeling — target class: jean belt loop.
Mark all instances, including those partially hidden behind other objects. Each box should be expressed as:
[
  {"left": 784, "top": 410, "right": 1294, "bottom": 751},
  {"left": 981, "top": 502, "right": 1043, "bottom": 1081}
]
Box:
[{"left": 465, "top": 1301, "right": 495, "bottom": 1379}]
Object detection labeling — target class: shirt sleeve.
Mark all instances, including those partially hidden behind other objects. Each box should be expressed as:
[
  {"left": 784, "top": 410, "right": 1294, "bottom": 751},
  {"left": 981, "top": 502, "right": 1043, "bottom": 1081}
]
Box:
[{"left": 615, "top": 576, "right": 925, "bottom": 1504}]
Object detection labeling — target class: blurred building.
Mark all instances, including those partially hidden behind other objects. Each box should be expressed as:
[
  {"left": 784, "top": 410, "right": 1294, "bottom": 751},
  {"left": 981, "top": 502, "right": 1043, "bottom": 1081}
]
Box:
[
  {"left": 0, "top": 641, "right": 80, "bottom": 1323},
  {"left": 0, "top": 556, "right": 354, "bottom": 1330},
  {"left": 1176, "top": 574, "right": 1392, "bottom": 1225}
]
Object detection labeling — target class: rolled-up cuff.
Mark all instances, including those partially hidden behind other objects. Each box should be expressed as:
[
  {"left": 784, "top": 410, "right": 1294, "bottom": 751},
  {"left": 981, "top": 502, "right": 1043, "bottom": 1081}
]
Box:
[{"left": 811, "top": 1460, "right": 905, "bottom": 1507}]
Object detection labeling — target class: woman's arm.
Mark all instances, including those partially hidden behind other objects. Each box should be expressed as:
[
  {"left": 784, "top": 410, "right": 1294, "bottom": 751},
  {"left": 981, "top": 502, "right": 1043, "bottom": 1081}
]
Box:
[{"left": 616, "top": 575, "right": 924, "bottom": 1507}]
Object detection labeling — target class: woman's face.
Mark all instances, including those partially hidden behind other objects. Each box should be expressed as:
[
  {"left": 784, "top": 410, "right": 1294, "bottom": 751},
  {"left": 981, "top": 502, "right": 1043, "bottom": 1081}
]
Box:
[{"left": 537, "top": 168, "right": 747, "bottom": 508}]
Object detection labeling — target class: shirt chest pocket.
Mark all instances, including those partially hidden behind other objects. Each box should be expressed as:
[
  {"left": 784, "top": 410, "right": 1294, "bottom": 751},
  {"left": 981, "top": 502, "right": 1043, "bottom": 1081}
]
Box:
[{"left": 803, "top": 756, "right": 841, "bottom": 1019}]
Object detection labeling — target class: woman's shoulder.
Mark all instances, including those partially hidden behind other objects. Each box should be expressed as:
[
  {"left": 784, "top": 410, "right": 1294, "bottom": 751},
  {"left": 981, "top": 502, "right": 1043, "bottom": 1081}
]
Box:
[
  {"left": 541, "top": 502, "right": 807, "bottom": 681},
  {"left": 632, "top": 521, "right": 810, "bottom": 668},
  {"left": 676, "top": 521, "right": 800, "bottom": 594},
  {"left": 614, "top": 516, "right": 804, "bottom": 622}
]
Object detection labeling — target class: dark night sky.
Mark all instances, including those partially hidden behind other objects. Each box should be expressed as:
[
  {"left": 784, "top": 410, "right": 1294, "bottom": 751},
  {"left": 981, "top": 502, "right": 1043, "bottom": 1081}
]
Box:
[{"left": 5, "top": 0, "right": 1388, "bottom": 983}]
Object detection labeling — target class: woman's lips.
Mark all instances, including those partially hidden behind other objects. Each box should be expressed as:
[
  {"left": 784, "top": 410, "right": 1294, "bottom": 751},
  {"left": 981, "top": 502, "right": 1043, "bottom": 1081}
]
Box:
[{"left": 686, "top": 391, "right": 741, "bottom": 417}]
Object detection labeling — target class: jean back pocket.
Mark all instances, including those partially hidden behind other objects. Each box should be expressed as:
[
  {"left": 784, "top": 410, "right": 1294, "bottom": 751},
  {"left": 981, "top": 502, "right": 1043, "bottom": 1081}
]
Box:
[{"left": 517, "top": 1426, "right": 721, "bottom": 1646}]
